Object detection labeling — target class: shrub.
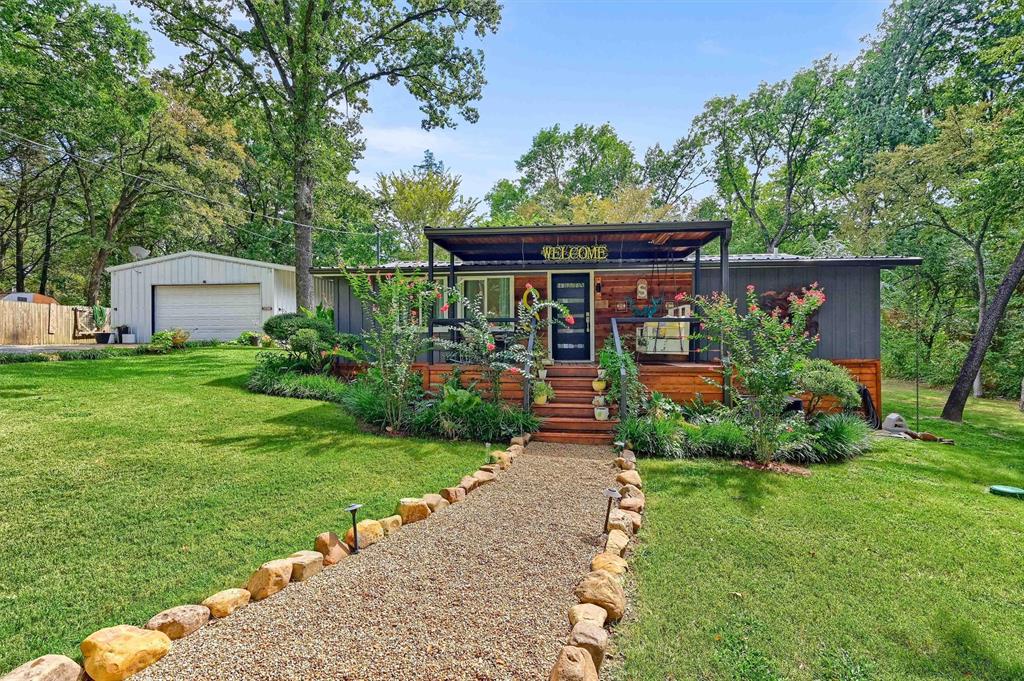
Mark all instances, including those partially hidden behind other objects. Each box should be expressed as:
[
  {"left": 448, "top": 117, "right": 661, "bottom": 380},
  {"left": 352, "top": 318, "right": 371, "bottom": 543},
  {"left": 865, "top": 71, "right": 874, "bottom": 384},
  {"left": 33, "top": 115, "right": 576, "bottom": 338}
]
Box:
[
  {"left": 678, "top": 394, "right": 725, "bottom": 421},
  {"left": 263, "top": 312, "right": 337, "bottom": 344},
  {"left": 169, "top": 328, "right": 191, "bottom": 348},
  {"left": 236, "top": 330, "right": 260, "bottom": 346},
  {"left": 599, "top": 337, "right": 647, "bottom": 416},
  {"left": 809, "top": 413, "right": 872, "bottom": 462},
  {"left": 246, "top": 351, "right": 348, "bottom": 402},
  {"left": 411, "top": 384, "right": 540, "bottom": 441},
  {"left": 340, "top": 373, "right": 398, "bottom": 430},
  {"left": 681, "top": 419, "right": 752, "bottom": 458},
  {"left": 144, "top": 331, "right": 175, "bottom": 354},
  {"left": 0, "top": 347, "right": 138, "bottom": 364},
  {"left": 617, "top": 415, "right": 684, "bottom": 458},
  {"left": 797, "top": 359, "right": 861, "bottom": 417}
]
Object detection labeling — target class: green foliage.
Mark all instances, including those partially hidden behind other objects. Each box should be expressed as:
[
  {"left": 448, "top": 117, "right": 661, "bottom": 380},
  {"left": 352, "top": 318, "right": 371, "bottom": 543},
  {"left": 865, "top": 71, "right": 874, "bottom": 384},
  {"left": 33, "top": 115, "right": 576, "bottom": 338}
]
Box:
[
  {"left": 246, "top": 351, "right": 348, "bottom": 403},
  {"left": 236, "top": 330, "right": 261, "bottom": 346},
  {"left": 144, "top": 331, "right": 175, "bottom": 354},
  {"left": 694, "top": 283, "right": 826, "bottom": 462},
  {"left": 0, "top": 348, "right": 139, "bottom": 364},
  {"left": 796, "top": 359, "right": 861, "bottom": 417},
  {"left": 300, "top": 303, "right": 334, "bottom": 325},
  {"left": 531, "top": 381, "right": 556, "bottom": 402},
  {"left": 411, "top": 384, "right": 539, "bottom": 442},
  {"left": 91, "top": 305, "right": 107, "bottom": 329},
  {"left": 598, "top": 337, "right": 646, "bottom": 416},
  {"left": 263, "top": 313, "right": 337, "bottom": 345},
  {"left": 681, "top": 420, "right": 752, "bottom": 459},
  {"left": 339, "top": 374, "right": 396, "bottom": 430},
  {"left": 169, "top": 328, "right": 190, "bottom": 348},
  {"left": 808, "top": 413, "right": 873, "bottom": 462},
  {"left": 617, "top": 415, "right": 684, "bottom": 459}
]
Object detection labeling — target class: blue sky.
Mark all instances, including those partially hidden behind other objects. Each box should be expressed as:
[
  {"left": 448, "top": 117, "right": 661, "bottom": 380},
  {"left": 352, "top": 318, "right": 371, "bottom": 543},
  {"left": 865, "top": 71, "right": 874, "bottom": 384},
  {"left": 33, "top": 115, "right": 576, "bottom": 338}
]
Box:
[{"left": 125, "top": 0, "right": 888, "bottom": 202}]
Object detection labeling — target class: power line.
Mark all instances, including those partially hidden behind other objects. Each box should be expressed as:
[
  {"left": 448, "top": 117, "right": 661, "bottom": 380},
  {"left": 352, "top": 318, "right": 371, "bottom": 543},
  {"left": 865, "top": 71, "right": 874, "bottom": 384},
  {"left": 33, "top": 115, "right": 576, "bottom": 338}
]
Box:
[{"left": 0, "top": 126, "right": 377, "bottom": 238}]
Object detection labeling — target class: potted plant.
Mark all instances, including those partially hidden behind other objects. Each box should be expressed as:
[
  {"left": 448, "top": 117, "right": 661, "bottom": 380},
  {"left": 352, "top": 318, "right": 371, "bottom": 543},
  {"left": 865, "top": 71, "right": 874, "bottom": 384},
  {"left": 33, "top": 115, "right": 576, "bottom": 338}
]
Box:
[
  {"left": 532, "top": 381, "right": 556, "bottom": 405},
  {"left": 592, "top": 395, "right": 606, "bottom": 407},
  {"left": 92, "top": 305, "right": 112, "bottom": 344},
  {"left": 592, "top": 377, "right": 607, "bottom": 392},
  {"left": 596, "top": 368, "right": 607, "bottom": 380},
  {"left": 594, "top": 405, "right": 610, "bottom": 421}
]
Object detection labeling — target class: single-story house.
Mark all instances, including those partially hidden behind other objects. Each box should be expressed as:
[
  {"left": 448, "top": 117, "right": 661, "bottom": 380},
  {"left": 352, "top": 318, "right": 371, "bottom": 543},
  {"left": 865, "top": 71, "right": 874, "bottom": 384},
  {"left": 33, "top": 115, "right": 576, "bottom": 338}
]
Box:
[
  {"left": 107, "top": 251, "right": 331, "bottom": 342},
  {"left": 314, "top": 221, "right": 920, "bottom": 443}
]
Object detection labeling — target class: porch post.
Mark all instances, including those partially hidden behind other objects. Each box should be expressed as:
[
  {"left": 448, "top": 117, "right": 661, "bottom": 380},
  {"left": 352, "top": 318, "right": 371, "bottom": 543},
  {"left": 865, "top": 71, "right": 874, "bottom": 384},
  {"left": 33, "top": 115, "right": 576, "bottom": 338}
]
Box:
[
  {"left": 691, "top": 247, "right": 702, "bottom": 363},
  {"left": 720, "top": 229, "right": 731, "bottom": 405},
  {"left": 448, "top": 251, "right": 456, "bottom": 352},
  {"left": 427, "top": 239, "right": 435, "bottom": 365}
]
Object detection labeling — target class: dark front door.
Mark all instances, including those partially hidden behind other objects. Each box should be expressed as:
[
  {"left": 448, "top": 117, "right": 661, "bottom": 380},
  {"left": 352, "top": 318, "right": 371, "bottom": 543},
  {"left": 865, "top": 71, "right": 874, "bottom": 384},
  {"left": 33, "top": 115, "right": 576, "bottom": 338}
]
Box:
[{"left": 551, "top": 273, "right": 591, "bottom": 361}]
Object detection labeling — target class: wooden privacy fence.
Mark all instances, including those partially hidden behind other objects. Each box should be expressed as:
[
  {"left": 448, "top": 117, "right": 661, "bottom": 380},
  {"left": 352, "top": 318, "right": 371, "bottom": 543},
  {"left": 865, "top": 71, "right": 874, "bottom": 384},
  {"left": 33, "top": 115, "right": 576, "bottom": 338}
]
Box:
[{"left": 0, "top": 300, "right": 108, "bottom": 346}]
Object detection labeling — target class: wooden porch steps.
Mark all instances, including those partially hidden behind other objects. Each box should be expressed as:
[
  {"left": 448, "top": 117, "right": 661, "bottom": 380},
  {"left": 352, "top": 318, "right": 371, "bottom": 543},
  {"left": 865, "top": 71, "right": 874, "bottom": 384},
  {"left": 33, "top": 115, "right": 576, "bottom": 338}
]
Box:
[{"left": 533, "top": 364, "right": 616, "bottom": 445}]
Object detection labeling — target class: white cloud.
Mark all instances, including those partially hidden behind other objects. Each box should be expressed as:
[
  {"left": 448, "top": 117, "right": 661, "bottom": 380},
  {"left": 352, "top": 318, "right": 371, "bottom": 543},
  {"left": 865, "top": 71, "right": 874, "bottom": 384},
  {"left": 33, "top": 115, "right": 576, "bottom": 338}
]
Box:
[{"left": 362, "top": 125, "right": 461, "bottom": 157}]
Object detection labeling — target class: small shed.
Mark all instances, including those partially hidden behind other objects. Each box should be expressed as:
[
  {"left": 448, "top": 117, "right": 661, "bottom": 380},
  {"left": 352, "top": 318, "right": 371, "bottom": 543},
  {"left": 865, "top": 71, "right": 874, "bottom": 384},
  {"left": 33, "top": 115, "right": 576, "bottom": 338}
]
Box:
[{"left": 107, "top": 251, "right": 329, "bottom": 342}]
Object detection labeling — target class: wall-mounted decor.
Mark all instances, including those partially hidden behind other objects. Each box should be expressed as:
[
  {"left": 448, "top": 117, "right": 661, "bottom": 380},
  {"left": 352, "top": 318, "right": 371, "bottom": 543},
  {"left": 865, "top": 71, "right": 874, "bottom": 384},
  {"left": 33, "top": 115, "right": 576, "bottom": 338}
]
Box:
[
  {"left": 636, "top": 278, "right": 648, "bottom": 300},
  {"left": 541, "top": 244, "right": 609, "bottom": 262}
]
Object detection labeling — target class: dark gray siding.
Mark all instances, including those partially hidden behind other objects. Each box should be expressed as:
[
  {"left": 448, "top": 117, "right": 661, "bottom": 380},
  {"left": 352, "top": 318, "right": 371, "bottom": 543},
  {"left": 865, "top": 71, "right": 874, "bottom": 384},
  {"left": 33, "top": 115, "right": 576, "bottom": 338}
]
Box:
[
  {"left": 331, "top": 277, "right": 365, "bottom": 335},
  {"left": 696, "top": 265, "right": 881, "bottom": 360}
]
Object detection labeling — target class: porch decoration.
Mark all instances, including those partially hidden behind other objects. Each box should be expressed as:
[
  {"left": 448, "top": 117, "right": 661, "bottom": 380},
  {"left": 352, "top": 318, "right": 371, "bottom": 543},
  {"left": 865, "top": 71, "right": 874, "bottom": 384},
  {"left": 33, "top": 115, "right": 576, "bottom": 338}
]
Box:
[
  {"left": 541, "top": 244, "right": 609, "bottom": 262},
  {"left": 532, "top": 381, "right": 555, "bottom": 405}
]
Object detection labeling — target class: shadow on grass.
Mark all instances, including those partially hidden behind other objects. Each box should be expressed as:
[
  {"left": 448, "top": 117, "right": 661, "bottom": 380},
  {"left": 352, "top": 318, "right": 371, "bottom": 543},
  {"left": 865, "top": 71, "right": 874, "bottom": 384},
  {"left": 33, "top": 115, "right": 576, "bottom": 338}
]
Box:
[
  {"left": 912, "top": 614, "right": 1024, "bottom": 681},
  {"left": 648, "top": 459, "right": 784, "bottom": 514}
]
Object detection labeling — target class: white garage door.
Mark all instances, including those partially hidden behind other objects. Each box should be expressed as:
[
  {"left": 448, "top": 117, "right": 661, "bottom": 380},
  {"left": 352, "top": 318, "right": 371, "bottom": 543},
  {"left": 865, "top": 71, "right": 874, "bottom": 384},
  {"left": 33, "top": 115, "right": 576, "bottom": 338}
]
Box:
[{"left": 154, "top": 284, "right": 262, "bottom": 341}]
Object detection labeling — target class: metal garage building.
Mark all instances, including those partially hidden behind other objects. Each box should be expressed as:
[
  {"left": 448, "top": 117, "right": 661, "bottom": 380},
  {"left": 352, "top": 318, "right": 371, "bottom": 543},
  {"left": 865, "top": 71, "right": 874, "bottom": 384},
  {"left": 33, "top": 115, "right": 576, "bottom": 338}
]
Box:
[{"left": 107, "top": 251, "right": 330, "bottom": 342}]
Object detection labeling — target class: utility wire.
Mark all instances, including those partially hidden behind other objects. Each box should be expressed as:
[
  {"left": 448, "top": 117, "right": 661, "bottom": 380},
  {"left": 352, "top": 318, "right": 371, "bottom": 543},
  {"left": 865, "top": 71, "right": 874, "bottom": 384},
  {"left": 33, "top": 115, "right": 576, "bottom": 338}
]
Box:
[{"left": 0, "top": 126, "right": 378, "bottom": 238}]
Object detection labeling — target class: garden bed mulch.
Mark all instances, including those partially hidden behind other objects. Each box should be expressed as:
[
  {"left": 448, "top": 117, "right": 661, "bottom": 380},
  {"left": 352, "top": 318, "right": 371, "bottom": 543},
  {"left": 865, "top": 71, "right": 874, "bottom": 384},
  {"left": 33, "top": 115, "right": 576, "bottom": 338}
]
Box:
[
  {"left": 736, "top": 460, "right": 812, "bottom": 477},
  {"left": 134, "top": 445, "right": 612, "bottom": 681}
]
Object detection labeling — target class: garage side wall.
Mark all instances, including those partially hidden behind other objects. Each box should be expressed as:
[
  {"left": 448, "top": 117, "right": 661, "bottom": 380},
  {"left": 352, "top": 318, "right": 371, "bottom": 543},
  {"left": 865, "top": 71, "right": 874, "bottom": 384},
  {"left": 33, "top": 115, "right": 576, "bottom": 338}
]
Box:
[{"left": 110, "top": 255, "right": 279, "bottom": 342}]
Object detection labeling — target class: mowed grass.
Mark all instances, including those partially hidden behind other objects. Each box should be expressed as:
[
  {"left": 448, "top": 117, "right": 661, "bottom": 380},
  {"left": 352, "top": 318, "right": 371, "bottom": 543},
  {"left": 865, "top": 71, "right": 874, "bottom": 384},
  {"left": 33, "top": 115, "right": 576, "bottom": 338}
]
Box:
[
  {"left": 613, "top": 381, "right": 1024, "bottom": 681},
  {"left": 0, "top": 347, "right": 483, "bottom": 673}
]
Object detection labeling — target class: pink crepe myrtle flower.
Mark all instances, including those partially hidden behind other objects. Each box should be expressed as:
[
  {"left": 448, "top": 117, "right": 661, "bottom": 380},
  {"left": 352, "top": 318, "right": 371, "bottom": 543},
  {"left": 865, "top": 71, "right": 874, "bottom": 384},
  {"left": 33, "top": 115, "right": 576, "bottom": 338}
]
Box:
[
  {"left": 565, "top": 315, "right": 576, "bottom": 325},
  {"left": 440, "top": 303, "right": 450, "bottom": 313},
  {"left": 746, "top": 284, "right": 756, "bottom": 293},
  {"left": 486, "top": 342, "right": 496, "bottom": 352},
  {"left": 674, "top": 292, "right": 685, "bottom": 302},
  {"left": 525, "top": 282, "right": 533, "bottom": 290},
  {"left": 384, "top": 273, "right": 393, "bottom": 280},
  {"left": 748, "top": 304, "right": 758, "bottom": 313}
]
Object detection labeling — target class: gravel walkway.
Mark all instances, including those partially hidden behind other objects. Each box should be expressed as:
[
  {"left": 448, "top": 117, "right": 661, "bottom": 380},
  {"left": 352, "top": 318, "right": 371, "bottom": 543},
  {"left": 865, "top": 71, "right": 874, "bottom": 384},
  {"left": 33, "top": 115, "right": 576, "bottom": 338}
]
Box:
[{"left": 136, "top": 444, "right": 614, "bottom": 680}]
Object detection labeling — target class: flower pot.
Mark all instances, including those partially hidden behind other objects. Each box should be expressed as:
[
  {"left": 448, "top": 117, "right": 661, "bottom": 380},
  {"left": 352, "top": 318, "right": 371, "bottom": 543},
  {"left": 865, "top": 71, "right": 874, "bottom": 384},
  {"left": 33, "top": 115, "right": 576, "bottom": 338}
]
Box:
[
  {"left": 596, "top": 368, "right": 607, "bottom": 380},
  {"left": 537, "top": 369, "right": 548, "bottom": 380},
  {"left": 592, "top": 395, "right": 606, "bottom": 407},
  {"left": 592, "top": 379, "right": 607, "bottom": 392},
  {"left": 533, "top": 394, "right": 548, "bottom": 406},
  {"left": 95, "top": 332, "right": 112, "bottom": 344},
  {"left": 594, "top": 406, "right": 610, "bottom": 421}
]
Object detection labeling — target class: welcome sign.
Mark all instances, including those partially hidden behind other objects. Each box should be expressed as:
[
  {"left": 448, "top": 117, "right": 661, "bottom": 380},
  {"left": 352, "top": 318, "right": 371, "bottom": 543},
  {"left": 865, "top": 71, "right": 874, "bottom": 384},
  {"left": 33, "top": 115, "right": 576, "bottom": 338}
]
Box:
[{"left": 541, "top": 244, "right": 609, "bottom": 262}]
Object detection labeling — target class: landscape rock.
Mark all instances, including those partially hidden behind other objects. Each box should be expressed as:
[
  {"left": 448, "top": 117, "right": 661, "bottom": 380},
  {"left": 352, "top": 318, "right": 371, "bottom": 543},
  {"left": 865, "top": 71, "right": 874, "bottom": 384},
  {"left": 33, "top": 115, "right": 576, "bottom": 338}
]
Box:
[
  {"left": 508, "top": 444, "right": 525, "bottom": 456},
  {"left": 80, "top": 625, "right": 170, "bottom": 681},
  {"left": 287, "top": 550, "right": 324, "bottom": 581},
  {"left": 605, "top": 529, "right": 630, "bottom": 556},
  {"left": 619, "top": 496, "right": 645, "bottom": 514},
  {"left": 201, "top": 588, "right": 250, "bottom": 618},
  {"left": 591, "top": 551, "right": 628, "bottom": 576},
  {"left": 314, "top": 531, "right": 349, "bottom": 566},
  {"left": 479, "top": 463, "right": 500, "bottom": 474},
  {"left": 459, "top": 475, "right": 479, "bottom": 492},
  {"left": 548, "top": 645, "right": 598, "bottom": 681},
  {"left": 472, "top": 470, "right": 497, "bottom": 486},
  {"left": 379, "top": 514, "right": 403, "bottom": 535},
  {"left": 621, "top": 509, "right": 643, "bottom": 532},
  {"left": 620, "top": 448, "right": 636, "bottom": 462},
  {"left": 490, "top": 451, "right": 513, "bottom": 469},
  {"left": 574, "top": 570, "right": 626, "bottom": 620},
  {"left": 510, "top": 435, "right": 526, "bottom": 447},
  {"left": 397, "top": 498, "right": 432, "bottom": 524},
  {"left": 1, "top": 654, "right": 84, "bottom": 681},
  {"left": 440, "top": 486, "right": 466, "bottom": 503},
  {"left": 613, "top": 456, "right": 635, "bottom": 471},
  {"left": 567, "top": 603, "right": 607, "bottom": 628},
  {"left": 246, "top": 559, "right": 293, "bottom": 600},
  {"left": 422, "top": 493, "right": 449, "bottom": 512},
  {"left": 616, "top": 470, "right": 643, "bottom": 488},
  {"left": 344, "top": 519, "right": 385, "bottom": 550},
  {"left": 618, "top": 483, "right": 643, "bottom": 499},
  {"left": 568, "top": 621, "right": 609, "bottom": 671},
  {"left": 606, "top": 509, "right": 633, "bottom": 536},
  {"left": 145, "top": 604, "right": 209, "bottom": 640}
]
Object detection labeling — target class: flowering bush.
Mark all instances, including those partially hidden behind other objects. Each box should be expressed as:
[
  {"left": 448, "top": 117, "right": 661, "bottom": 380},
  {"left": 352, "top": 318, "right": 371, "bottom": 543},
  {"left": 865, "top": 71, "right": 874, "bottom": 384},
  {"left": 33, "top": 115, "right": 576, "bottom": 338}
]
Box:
[
  {"left": 345, "top": 269, "right": 448, "bottom": 432},
  {"left": 693, "top": 283, "right": 827, "bottom": 462},
  {"left": 435, "top": 296, "right": 525, "bottom": 402}
]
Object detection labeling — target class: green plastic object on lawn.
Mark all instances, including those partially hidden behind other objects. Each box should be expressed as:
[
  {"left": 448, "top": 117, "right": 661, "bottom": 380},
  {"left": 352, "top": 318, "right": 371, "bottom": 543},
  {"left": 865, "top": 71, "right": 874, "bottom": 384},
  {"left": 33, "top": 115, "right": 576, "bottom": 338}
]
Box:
[{"left": 989, "top": 485, "right": 1024, "bottom": 499}]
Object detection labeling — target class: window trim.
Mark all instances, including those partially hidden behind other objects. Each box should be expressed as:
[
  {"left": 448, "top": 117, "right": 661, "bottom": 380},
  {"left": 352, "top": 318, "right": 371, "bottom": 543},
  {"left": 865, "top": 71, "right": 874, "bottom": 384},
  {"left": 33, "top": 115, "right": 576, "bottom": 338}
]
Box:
[{"left": 458, "top": 275, "right": 515, "bottom": 321}]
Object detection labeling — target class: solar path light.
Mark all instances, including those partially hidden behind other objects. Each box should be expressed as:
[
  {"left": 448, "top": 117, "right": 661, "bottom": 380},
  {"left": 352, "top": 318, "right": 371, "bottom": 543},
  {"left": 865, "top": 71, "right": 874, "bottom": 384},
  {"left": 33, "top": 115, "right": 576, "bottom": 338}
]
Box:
[
  {"left": 346, "top": 503, "right": 363, "bottom": 554},
  {"left": 603, "top": 487, "right": 621, "bottom": 534}
]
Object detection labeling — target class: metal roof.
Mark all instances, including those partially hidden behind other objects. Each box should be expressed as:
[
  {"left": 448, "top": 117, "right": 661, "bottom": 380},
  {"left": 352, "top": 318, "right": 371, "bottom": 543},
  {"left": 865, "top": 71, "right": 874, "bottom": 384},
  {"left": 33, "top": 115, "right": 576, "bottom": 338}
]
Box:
[{"left": 106, "top": 250, "right": 295, "bottom": 273}]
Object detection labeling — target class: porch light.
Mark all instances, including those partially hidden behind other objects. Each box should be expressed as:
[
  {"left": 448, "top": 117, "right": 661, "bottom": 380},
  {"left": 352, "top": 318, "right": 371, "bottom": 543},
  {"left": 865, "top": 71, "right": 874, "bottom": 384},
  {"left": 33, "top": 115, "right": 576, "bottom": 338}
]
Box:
[
  {"left": 603, "top": 488, "right": 621, "bottom": 534},
  {"left": 345, "top": 503, "right": 363, "bottom": 554}
]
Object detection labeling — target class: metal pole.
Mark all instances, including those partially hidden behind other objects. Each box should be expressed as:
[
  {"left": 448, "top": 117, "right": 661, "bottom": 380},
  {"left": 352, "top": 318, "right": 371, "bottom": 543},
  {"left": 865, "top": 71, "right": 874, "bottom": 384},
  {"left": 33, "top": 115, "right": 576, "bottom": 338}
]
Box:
[
  {"left": 427, "top": 240, "right": 435, "bottom": 365},
  {"left": 346, "top": 504, "right": 363, "bottom": 554},
  {"left": 692, "top": 246, "right": 702, "bottom": 362},
  {"left": 720, "top": 228, "right": 731, "bottom": 407}
]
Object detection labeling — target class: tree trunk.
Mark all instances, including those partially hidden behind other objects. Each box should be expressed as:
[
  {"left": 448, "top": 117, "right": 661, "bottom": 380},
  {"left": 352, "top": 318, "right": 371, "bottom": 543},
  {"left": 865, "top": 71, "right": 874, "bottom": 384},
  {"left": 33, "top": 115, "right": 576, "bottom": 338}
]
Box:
[
  {"left": 293, "top": 148, "right": 315, "bottom": 310},
  {"left": 942, "top": 240, "right": 1024, "bottom": 421},
  {"left": 972, "top": 246, "right": 987, "bottom": 398},
  {"left": 84, "top": 213, "right": 123, "bottom": 306},
  {"left": 1019, "top": 375, "right": 1024, "bottom": 412}
]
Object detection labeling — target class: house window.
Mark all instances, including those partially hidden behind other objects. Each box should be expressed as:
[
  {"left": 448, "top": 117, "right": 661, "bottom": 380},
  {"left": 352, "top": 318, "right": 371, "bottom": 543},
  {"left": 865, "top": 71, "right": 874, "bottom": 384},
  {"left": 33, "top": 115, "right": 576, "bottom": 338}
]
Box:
[{"left": 460, "top": 276, "right": 513, "bottom": 320}]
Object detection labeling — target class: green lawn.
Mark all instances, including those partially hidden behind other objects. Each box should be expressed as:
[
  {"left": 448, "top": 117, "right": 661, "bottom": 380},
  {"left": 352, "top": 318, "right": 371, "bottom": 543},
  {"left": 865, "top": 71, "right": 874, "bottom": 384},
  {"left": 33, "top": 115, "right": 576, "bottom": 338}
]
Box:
[
  {"left": 614, "top": 382, "right": 1024, "bottom": 681},
  {"left": 0, "top": 347, "right": 483, "bottom": 673}
]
